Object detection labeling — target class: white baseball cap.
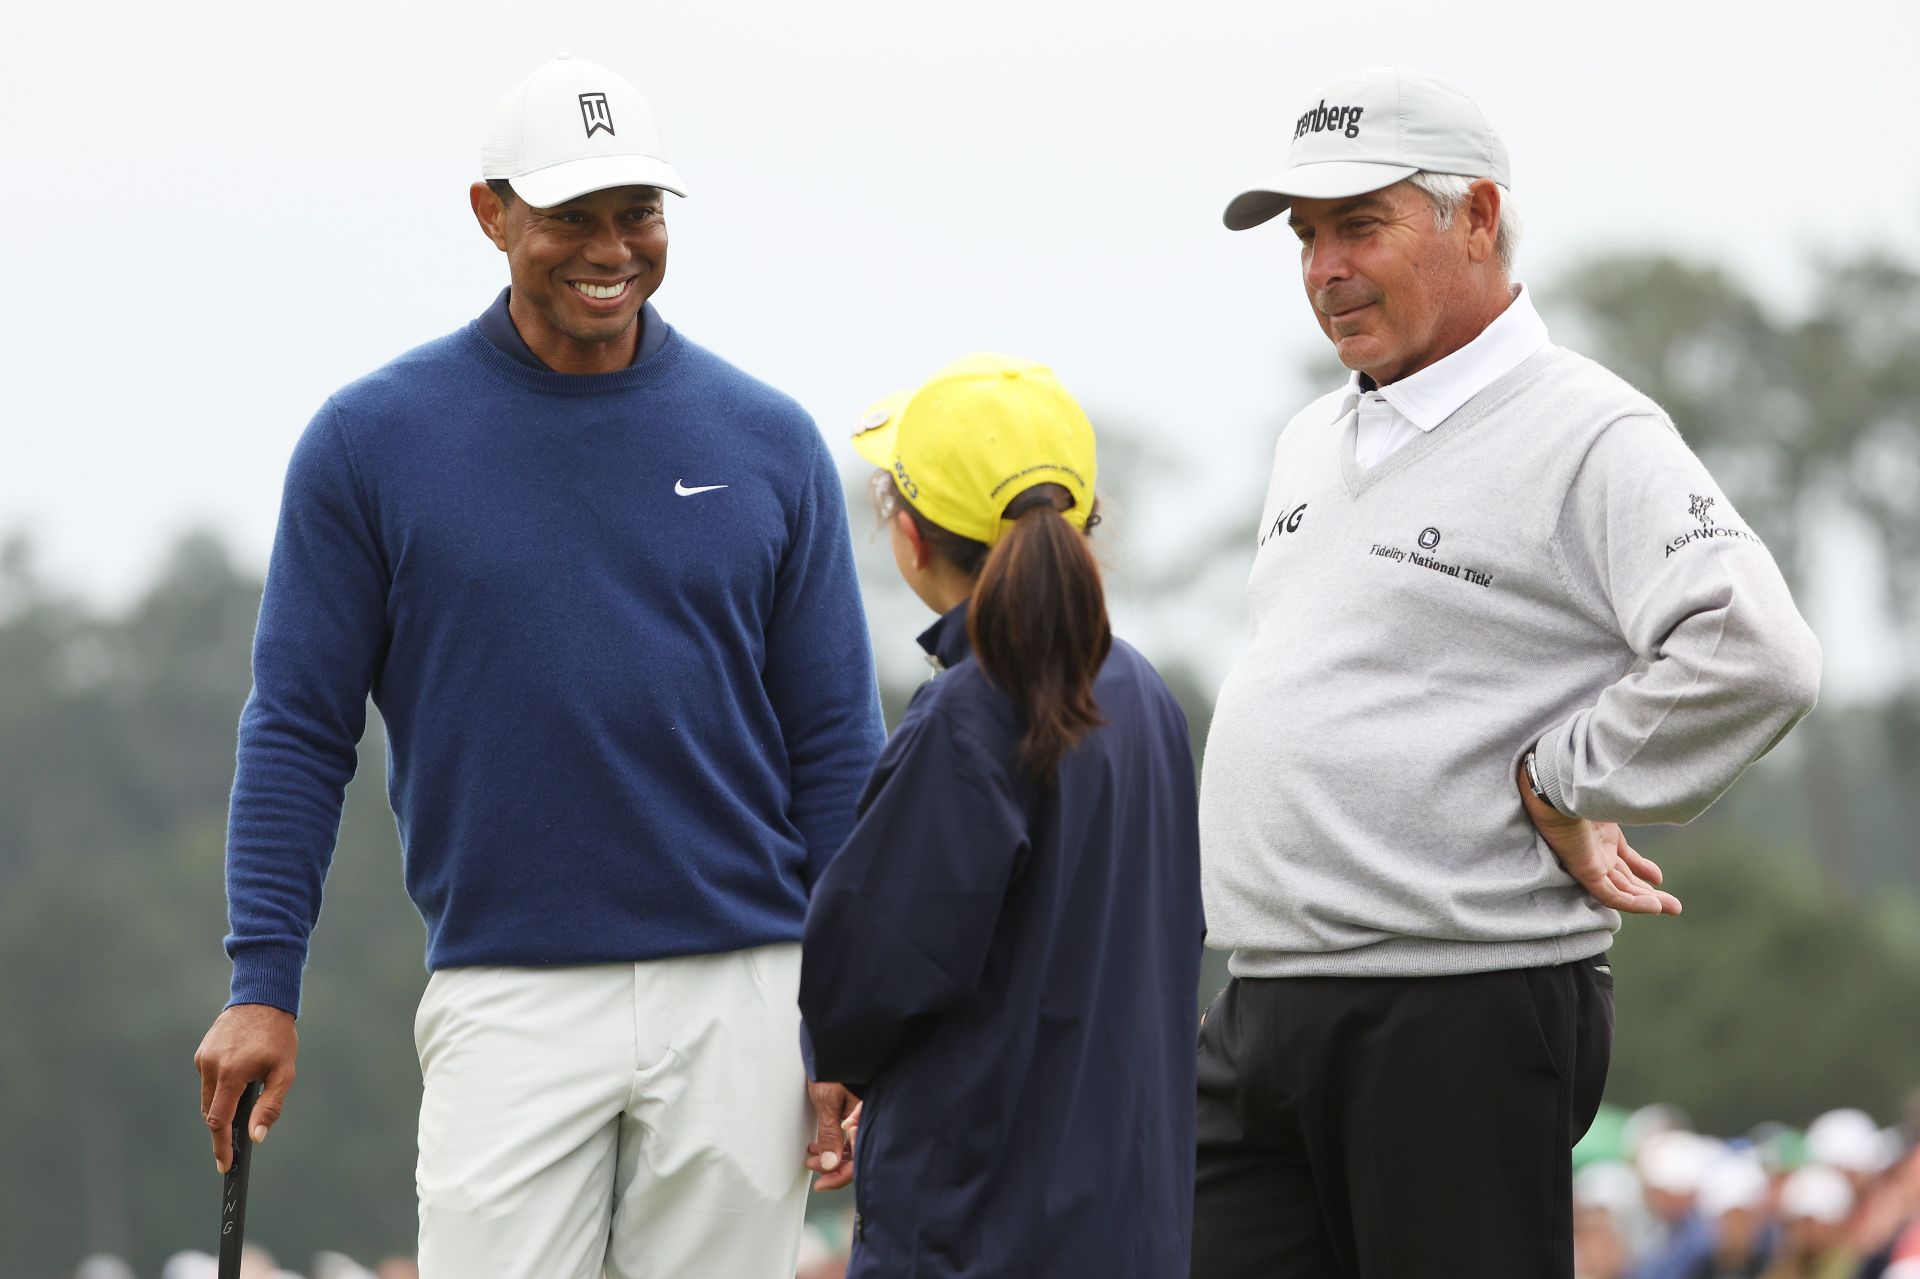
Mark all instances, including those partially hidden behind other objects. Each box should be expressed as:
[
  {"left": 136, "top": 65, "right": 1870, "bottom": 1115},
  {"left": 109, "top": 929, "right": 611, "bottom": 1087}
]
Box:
[
  {"left": 1696, "top": 1154, "right": 1771, "bottom": 1219},
  {"left": 482, "top": 54, "right": 687, "bottom": 208},
  {"left": 1638, "top": 1130, "right": 1719, "bottom": 1196},
  {"left": 1224, "top": 66, "right": 1508, "bottom": 231},
  {"left": 1778, "top": 1165, "right": 1855, "bottom": 1224},
  {"left": 1573, "top": 1161, "right": 1645, "bottom": 1218},
  {"left": 1806, "top": 1108, "right": 1893, "bottom": 1174}
]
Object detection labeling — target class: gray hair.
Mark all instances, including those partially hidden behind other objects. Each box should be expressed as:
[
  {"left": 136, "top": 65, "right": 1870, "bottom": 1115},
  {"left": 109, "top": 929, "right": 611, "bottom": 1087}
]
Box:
[{"left": 1406, "top": 171, "right": 1520, "bottom": 274}]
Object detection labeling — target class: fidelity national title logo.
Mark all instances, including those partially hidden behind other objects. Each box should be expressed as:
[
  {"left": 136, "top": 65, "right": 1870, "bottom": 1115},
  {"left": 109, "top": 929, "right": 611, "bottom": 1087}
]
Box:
[
  {"left": 579, "top": 92, "right": 615, "bottom": 138},
  {"left": 1666, "top": 492, "right": 1763, "bottom": 558},
  {"left": 1368, "top": 525, "right": 1493, "bottom": 589}
]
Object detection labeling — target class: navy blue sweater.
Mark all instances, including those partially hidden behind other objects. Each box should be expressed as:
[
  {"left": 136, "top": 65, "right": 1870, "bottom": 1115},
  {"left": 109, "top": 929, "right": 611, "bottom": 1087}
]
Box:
[
  {"left": 225, "top": 302, "right": 885, "bottom": 1014},
  {"left": 800, "top": 603, "right": 1204, "bottom": 1279}
]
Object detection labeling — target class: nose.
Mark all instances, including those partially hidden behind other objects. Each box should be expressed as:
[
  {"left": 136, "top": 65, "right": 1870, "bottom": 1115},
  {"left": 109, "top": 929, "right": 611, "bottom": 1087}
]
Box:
[
  {"left": 1303, "top": 233, "right": 1350, "bottom": 295},
  {"left": 581, "top": 217, "right": 631, "bottom": 268}
]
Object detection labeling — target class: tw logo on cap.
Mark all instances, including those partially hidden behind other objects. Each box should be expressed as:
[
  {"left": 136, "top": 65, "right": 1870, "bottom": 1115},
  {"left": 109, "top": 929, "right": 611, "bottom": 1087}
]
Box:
[
  {"left": 1294, "top": 99, "right": 1364, "bottom": 141},
  {"left": 579, "top": 92, "right": 615, "bottom": 138}
]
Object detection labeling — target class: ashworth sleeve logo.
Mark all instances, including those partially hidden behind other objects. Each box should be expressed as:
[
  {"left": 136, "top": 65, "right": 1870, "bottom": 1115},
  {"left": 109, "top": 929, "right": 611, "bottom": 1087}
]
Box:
[
  {"left": 1294, "top": 100, "right": 1364, "bottom": 140},
  {"left": 579, "top": 92, "right": 616, "bottom": 138},
  {"left": 1666, "top": 492, "right": 1763, "bottom": 557}
]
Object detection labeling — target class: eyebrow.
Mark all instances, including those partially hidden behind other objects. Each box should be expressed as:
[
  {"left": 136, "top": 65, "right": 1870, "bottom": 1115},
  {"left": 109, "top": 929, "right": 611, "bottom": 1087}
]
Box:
[
  {"left": 546, "top": 188, "right": 665, "bottom": 213},
  {"left": 542, "top": 197, "right": 663, "bottom": 217},
  {"left": 1287, "top": 194, "right": 1392, "bottom": 228}
]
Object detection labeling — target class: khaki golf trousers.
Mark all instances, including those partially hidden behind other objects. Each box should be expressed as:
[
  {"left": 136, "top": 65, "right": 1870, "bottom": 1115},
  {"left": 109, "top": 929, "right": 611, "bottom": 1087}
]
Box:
[{"left": 413, "top": 944, "right": 813, "bottom": 1279}]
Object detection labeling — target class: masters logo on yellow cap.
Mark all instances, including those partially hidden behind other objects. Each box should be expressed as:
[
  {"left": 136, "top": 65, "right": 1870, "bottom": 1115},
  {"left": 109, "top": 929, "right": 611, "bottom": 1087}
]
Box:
[{"left": 850, "top": 353, "right": 1098, "bottom": 546}]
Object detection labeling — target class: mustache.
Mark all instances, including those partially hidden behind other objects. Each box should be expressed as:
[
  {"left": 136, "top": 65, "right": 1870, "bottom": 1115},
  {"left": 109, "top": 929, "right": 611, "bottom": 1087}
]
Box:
[{"left": 1315, "top": 288, "right": 1380, "bottom": 316}]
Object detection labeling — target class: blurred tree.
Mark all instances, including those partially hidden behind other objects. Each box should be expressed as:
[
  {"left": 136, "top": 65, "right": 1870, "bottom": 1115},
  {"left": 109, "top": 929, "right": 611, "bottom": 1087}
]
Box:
[
  {"left": 0, "top": 531, "right": 36, "bottom": 615},
  {"left": 0, "top": 539, "right": 423, "bottom": 1276},
  {"left": 0, "top": 533, "right": 260, "bottom": 885},
  {"left": 1607, "top": 834, "right": 1920, "bottom": 1133}
]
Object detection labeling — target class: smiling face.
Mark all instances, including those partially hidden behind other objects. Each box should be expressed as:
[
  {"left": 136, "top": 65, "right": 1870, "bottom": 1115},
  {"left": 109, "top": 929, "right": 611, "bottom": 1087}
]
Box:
[
  {"left": 470, "top": 182, "right": 668, "bottom": 374},
  {"left": 1287, "top": 179, "right": 1505, "bottom": 385}
]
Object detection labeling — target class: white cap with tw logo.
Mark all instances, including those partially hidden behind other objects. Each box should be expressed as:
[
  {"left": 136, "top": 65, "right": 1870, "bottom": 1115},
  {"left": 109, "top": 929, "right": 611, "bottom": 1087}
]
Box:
[
  {"left": 481, "top": 54, "right": 688, "bottom": 209},
  {"left": 1224, "top": 66, "right": 1508, "bottom": 231}
]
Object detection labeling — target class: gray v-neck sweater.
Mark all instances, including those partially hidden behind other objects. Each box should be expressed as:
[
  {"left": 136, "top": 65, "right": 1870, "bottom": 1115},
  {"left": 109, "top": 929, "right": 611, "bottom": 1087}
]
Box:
[{"left": 1199, "top": 346, "right": 1822, "bottom": 978}]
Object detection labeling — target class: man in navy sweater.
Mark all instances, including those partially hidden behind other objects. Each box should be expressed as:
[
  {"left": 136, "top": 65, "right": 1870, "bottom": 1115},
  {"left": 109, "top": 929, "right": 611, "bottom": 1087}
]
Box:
[{"left": 192, "top": 55, "right": 884, "bottom": 1277}]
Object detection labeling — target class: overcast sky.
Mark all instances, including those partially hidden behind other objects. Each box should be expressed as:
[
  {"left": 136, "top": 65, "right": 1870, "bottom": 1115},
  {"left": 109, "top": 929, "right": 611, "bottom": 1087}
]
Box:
[{"left": 4, "top": 0, "right": 1915, "bottom": 694}]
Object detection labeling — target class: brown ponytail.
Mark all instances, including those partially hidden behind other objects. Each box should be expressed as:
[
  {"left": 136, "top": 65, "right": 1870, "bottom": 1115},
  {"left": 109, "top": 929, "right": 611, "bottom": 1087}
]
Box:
[
  {"left": 874, "top": 475, "right": 1112, "bottom": 783},
  {"left": 968, "top": 484, "right": 1112, "bottom": 784}
]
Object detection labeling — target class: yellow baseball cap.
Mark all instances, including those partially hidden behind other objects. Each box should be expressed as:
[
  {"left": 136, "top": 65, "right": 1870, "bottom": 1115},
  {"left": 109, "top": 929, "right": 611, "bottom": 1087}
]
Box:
[{"left": 850, "top": 352, "right": 1098, "bottom": 547}]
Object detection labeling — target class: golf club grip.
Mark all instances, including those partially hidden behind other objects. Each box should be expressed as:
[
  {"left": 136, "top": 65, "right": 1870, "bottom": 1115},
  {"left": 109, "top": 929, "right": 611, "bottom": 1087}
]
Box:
[{"left": 217, "top": 1081, "right": 262, "bottom": 1279}]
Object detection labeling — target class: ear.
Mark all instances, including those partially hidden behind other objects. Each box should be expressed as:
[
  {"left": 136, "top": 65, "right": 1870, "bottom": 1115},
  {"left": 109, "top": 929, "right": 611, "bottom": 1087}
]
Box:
[
  {"left": 1463, "top": 178, "right": 1501, "bottom": 267},
  {"left": 892, "top": 509, "right": 930, "bottom": 570},
  {"left": 470, "top": 182, "right": 510, "bottom": 252}
]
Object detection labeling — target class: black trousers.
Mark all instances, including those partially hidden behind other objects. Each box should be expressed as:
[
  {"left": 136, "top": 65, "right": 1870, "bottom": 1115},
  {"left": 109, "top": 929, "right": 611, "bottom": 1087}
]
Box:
[{"left": 1191, "top": 958, "right": 1614, "bottom": 1279}]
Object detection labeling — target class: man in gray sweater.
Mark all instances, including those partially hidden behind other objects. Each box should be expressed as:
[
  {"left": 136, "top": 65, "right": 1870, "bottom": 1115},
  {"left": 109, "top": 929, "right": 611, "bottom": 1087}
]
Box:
[{"left": 1195, "top": 66, "right": 1822, "bottom": 1278}]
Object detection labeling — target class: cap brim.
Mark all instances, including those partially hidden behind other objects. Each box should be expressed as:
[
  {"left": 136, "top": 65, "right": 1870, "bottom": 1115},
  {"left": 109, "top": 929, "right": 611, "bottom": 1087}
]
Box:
[
  {"left": 850, "top": 390, "right": 913, "bottom": 468},
  {"left": 508, "top": 154, "right": 688, "bottom": 208},
  {"left": 1222, "top": 160, "right": 1419, "bottom": 230}
]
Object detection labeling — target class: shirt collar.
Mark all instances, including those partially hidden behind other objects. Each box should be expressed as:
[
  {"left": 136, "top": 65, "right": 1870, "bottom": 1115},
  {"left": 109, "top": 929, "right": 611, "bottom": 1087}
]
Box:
[
  {"left": 917, "top": 600, "right": 974, "bottom": 673},
  {"left": 1333, "top": 283, "right": 1549, "bottom": 430},
  {"left": 475, "top": 286, "right": 668, "bottom": 372}
]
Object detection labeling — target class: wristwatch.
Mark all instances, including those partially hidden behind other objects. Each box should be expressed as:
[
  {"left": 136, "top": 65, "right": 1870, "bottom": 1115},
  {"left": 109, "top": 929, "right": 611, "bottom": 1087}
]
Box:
[{"left": 1523, "top": 750, "right": 1551, "bottom": 804}]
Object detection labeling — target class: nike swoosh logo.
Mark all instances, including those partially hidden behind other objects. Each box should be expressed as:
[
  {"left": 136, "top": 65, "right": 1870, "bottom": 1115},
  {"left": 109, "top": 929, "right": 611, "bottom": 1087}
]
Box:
[{"left": 675, "top": 481, "right": 729, "bottom": 496}]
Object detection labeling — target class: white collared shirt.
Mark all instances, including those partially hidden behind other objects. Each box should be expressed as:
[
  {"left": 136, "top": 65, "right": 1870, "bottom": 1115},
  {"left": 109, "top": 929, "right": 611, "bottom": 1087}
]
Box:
[{"left": 1343, "top": 284, "right": 1550, "bottom": 468}]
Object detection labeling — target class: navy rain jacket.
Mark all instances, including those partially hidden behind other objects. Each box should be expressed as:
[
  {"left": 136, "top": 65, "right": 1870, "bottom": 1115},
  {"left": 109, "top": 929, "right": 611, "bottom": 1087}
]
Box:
[{"left": 801, "top": 601, "right": 1205, "bottom": 1278}]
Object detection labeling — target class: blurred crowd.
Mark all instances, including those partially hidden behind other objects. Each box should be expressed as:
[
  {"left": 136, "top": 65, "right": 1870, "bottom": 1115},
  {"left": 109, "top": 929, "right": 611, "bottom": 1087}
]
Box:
[
  {"left": 1574, "top": 1103, "right": 1920, "bottom": 1279},
  {"left": 66, "top": 1231, "right": 859, "bottom": 1279},
  {"left": 73, "top": 1251, "right": 416, "bottom": 1279},
  {"left": 65, "top": 1230, "right": 861, "bottom": 1279},
  {"left": 65, "top": 1099, "right": 1920, "bottom": 1279}
]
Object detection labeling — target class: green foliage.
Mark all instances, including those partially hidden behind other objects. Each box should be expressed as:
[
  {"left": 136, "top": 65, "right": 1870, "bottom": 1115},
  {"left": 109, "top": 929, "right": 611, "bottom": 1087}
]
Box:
[
  {"left": 0, "top": 534, "right": 260, "bottom": 884},
  {"left": 1607, "top": 836, "right": 1920, "bottom": 1133},
  {"left": 0, "top": 538, "right": 425, "bottom": 1277}
]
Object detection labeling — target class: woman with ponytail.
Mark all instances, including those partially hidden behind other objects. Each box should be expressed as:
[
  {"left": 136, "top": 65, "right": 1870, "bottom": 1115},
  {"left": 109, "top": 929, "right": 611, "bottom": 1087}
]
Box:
[{"left": 799, "top": 353, "right": 1204, "bottom": 1277}]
